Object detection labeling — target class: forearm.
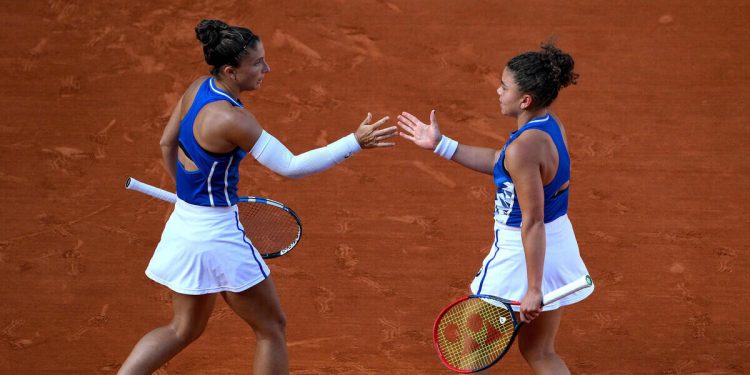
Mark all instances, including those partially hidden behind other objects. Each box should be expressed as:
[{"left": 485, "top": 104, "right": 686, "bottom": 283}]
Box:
[
  {"left": 521, "top": 220, "right": 546, "bottom": 292},
  {"left": 451, "top": 143, "right": 499, "bottom": 175},
  {"left": 251, "top": 131, "right": 361, "bottom": 178},
  {"left": 432, "top": 135, "right": 498, "bottom": 175}
]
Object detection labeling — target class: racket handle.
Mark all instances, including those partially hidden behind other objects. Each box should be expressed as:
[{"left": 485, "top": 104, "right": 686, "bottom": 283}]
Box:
[
  {"left": 542, "top": 275, "right": 593, "bottom": 305},
  {"left": 125, "top": 177, "right": 177, "bottom": 203}
]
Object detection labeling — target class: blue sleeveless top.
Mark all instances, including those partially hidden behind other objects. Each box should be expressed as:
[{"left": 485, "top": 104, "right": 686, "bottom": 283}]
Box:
[
  {"left": 493, "top": 114, "right": 570, "bottom": 227},
  {"left": 176, "top": 77, "right": 247, "bottom": 207}
]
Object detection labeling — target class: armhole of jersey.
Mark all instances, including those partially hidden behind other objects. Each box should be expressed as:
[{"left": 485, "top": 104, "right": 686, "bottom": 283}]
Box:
[
  {"left": 178, "top": 140, "right": 193, "bottom": 161},
  {"left": 551, "top": 186, "right": 569, "bottom": 198},
  {"left": 501, "top": 152, "right": 511, "bottom": 177}
]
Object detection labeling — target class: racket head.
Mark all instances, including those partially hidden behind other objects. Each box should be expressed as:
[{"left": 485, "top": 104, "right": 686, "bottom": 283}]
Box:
[
  {"left": 236, "top": 197, "right": 302, "bottom": 259},
  {"left": 433, "top": 294, "right": 520, "bottom": 373}
]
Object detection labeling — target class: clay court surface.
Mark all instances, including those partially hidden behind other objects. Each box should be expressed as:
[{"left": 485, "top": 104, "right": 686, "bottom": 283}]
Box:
[{"left": 1, "top": 1, "right": 749, "bottom": 374}]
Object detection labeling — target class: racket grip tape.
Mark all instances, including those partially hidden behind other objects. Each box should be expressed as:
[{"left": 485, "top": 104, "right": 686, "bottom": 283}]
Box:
[
  {"left": 125, "top": 177, "right": 178, "bottom": 203},
  {"left": 542, "top": 275, "right": 593, "bottom": 305}
]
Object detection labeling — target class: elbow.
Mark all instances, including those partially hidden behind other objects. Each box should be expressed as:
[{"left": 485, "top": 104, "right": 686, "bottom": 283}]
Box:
[
  {"left": 269, "top": 167, "right": 305, "bottom": 179},
  {"left": 160, "top": 138, "right": 176, "bottom": 150},
  {"left": 522, "top": 215, "right": 545, "bottom": 231},
  {"left": 279, "top": 162, "right": 308, "bottom": 179}
]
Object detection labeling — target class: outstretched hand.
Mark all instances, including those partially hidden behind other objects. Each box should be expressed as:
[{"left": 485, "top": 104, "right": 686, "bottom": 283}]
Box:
[
  {"left": 355, "top": 113, "right": 397, "bottom": 149},
  {"left": 397, "top": 110, "right": 442, "bottom": 150}
]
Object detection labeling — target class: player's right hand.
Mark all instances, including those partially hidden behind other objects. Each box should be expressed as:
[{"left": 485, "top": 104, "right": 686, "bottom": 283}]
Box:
[{"left": 355, "top": 112, "right": 396, "bottom": 149}]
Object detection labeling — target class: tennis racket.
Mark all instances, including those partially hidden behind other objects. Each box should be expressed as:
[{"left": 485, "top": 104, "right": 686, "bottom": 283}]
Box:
[
  {"left": 434, "top": 275, "right": 593, "bottom": 373},
  {"left": 125, "top": 177, "right": 302, "bottom": 259}
]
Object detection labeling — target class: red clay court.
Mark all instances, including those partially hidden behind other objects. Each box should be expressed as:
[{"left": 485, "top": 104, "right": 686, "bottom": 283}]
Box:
[{"left": 1, "top": 1, "right": 748, "bottom": 373}]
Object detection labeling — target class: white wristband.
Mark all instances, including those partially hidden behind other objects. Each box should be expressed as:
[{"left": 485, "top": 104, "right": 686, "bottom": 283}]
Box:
[{"left": 433, "top": 135, "right": 458, "bottom": 160}]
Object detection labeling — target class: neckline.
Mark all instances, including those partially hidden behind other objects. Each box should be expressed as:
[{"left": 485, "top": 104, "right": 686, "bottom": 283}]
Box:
[
  {"left": 208, "top": 77, "right": 243, "bottom": 107},
  {"left": 522, "top": 114, "right": 551, "bottom": 128},
  {"left": 509, "top": 114, "right": 551, "bottom": 137}
]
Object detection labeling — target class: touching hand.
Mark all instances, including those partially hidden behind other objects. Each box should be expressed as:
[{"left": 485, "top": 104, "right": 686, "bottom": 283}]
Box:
[
  {"left": 355, "top": 113, "right": 397, "bottom": 149},
  {"left": 397, "top": 110, "right": 442, "bottom": 150}
]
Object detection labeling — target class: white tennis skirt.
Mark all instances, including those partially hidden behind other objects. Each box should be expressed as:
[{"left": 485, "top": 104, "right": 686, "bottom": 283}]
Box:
[
  {"left": 470, "top": 214, "right": 593, "bottom": 311},
  {"left": 145, "top": 199, "right": 270, "bottom": 295}
]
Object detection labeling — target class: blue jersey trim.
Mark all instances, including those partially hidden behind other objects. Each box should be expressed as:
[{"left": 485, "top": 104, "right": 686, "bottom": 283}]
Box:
[
  {"left": 209, "top": 78, "right": 243, "bottom": 107},
  {"left": 525, "top": 114, "right": 550, "bottom": 125},
  {"left": 477, "top": 228, "right": 501, "bottom": 294},
  {"left": 235, "top": 211, "right": 268, "bottom": 278}
]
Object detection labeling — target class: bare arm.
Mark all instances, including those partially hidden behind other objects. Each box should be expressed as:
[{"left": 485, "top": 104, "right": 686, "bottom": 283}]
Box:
[
  {"left": 504, "top": 135, "right": 546, "bottom": 323},
  {"left": 398, "top": 110, "right": 500, "bottom": 175},
  {"left": 451, "top": 145, "right": 501, "bottom": 175},
  {"left": 159, "top": 95, "right": 185, "bottom": 182}
]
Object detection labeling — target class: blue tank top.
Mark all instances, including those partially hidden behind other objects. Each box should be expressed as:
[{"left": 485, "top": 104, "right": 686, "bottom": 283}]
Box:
[
  {"left": 176, "top": 77, "right": 247, "bottom": 207},
  {"left": 493, "top": 114, "right": 570, "bottom": 227}
]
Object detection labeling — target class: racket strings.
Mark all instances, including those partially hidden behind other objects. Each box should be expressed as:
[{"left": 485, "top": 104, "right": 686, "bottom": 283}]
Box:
[
  {"left": 238, "top": 203, "right": 300, "bottom": 255},
  {"left": 436, "top": 297, "right": 515, "bottom": 371}
]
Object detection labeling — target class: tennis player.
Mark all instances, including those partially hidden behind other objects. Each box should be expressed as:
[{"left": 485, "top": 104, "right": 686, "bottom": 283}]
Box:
[
  {"left": 398, "top": 41, "right": 593, "bottom": 374},
  {"left": 118, "top": 19, "right": 395, "bottom": 375}
]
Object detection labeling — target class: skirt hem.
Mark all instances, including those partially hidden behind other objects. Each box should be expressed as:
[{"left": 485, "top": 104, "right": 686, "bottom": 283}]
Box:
[{"left": 145, "top": 270, "right": 268, "bottom": 295}]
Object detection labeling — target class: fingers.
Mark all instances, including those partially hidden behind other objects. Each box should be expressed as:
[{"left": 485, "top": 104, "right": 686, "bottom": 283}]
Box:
[
  {"left": 360, "top": 114, "right": 389, "bottom": 129},
  {"left": 368, "top": 132, "right": 396, "bottom": 143},
  {"left": 363, "top": 113, "right": 428, "bottom": 130},
  {"left": 356, "top": 116, "right": 397, "bottom": 148},
  {"left": 397, "top": 119, "right": 415, "bottom": 134},
  {"left": 362, "top": 137, "right": 396, "bottom": 148},
  {"left": 399, "top": 112, "right": 423, "bottom": 126},
  {"left": 519, "top": 307, "right": 541, "bottom": 323},
  {"left": 358, "top": 112, "right": 441, "bottom": 149},
  {"left": 360, "top": 112, "right": 373, "bottom": 126},
  {"left": 364, "top": 126, "right": 396, "bottom": 144},
  {"left": 369, "top": 116, "right": 390, "bottom": 128},
  {"left": 372, "top": 125, "right": 397, "bottom": 137},
  {"left": 397, "top": 116, "right": 414, "bottom": 130},
  {"left": 520, "top": 311, "right": 529, "bottom": 324},
  {"left": 370, "top": 141, "right": 395, "bottom": 148}
]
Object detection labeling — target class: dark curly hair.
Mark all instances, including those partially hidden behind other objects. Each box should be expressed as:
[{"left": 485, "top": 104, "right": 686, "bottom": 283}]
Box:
[
  {"left": 506, "top": 40, "right": 579, "bottom": 109},
  {"left": 195, "top": 19, "right": 261, "bottom": 75}
]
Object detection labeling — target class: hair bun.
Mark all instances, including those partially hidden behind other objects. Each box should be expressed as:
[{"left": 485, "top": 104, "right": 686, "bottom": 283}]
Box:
[
  {"left": 540, "top": 41, "right": 578, "bottom": 88},
  {"left": 195, "top": 19, "right": 229, "bottom": 47}
]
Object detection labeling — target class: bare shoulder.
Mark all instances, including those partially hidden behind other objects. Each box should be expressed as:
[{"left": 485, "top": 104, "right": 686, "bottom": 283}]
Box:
[
  {"left": 183, "top": 76, "right": 210, "bottom": 94},
  {"left": 507, "top": 131, "right": 548, "bottom": 163},
  {"left": 203, "top": 104, "right": 256, "bottom": 130},
  {"left": 214, "top": 106, "right": 264, "bottom": 148},
  {"left": 179, "top": 76, "right": 212, "bottom": 111}
]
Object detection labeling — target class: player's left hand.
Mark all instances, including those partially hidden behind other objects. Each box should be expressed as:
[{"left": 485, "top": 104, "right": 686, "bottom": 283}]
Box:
[
  {"left": 519, "top": 289, "right": 543, "bottom": 323},
  {"left": 355, "top": 113, "right": 397, "bottom": 149},
  {"left": 397, "top": 110, "right": 442, "bottom": 150}
]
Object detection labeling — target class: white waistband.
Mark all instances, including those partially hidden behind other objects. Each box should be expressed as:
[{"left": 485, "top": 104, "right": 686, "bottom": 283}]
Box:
[
  {"left": 494, "top": 214, "right": 570, "bottom": 232},
  {"left": 175, "top": 198, "right": 237, "bottom": 216}
]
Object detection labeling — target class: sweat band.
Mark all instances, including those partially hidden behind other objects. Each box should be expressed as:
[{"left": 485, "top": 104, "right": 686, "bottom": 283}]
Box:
[{"left": 433, "top": 135, "right": 458, "bottom": 160}]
